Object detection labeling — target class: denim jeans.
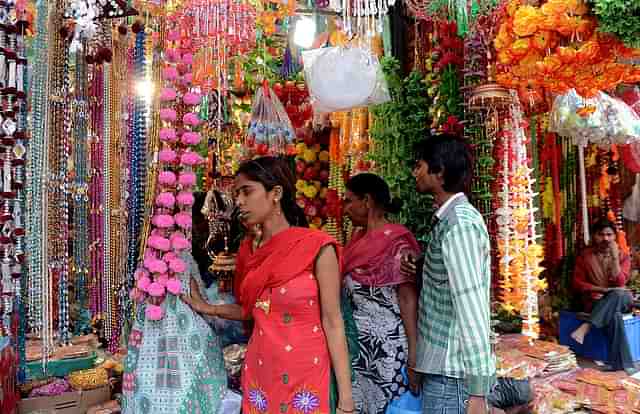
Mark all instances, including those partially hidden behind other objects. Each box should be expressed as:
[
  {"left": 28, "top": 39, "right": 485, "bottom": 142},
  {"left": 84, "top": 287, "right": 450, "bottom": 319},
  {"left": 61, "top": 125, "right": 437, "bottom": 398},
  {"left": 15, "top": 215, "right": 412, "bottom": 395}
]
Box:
[{"left": 422, "top": 374, "right": 468, "bottom": 413}]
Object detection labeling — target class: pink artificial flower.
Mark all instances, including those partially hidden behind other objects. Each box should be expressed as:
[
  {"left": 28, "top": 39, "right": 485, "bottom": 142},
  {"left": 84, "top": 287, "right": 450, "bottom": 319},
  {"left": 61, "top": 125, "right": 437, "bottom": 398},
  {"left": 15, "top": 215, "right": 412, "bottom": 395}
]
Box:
[
  {"left": 145, "top": 304, "right": 164, "bottom": 321},
  {"left": 144, "top": 257, "right": 168, "bottom": 274},
  {"left": 148, "top": 235, "right": 171, "bottom": 252},
  {"left": 181, "top": 53, "right": 194, "bottom": 65},
  {"left": 152, "top": 214, "right": 175, "bottom": 228},
  {"left": 183, "top": 92, "right": 201, "bottom": 106},
  {"left": 167, "top": 30, "right": 180, "bottom": 41},
  {"left": 156, "top": 273, "right": 169, "bottom": 287},
  {"left": 180, "top": 151, "right": 202, "bottom": 166},
  {"left": 156, "top": 192, "right": 176, "bottom": 208},
  {"left": 159, "top": 128, "right": 178, "bottom": 143},
  {"left": 137, "top": 275, "right": 151, "bottom": 292},
  {"left": 165, "top": 49, "right": 179, "bottom": 62},
  {"left": 174, "top": 212, "right": 192, "bottom": 230},
  {"left": 134, "top": 268, "right": 149, "bottom": 280},
  {"left": 129, "top": 288, "right": 144, "bottom": 303},
  {"left": 158, "top": 171, "right": 177, "bottom": 186},
  {"left": 176, "top": 191, "right": 195, "bottom": 207},
  {"left": 169, "top": 257, "right": 187, "bottom": 273},
  {"left": 183, "top": 112, "right": 201, "bottom": 126},
  {"left": 160, "top": 88, "right": 177, "bottom": 102},
  {"left": 163, "top": 251, "right": 178, "bottom": 263},
  {"left": 166, "top": 278, "right": 182, "bottom": 295},
  {"left": 159, "top": 108, "right": 177, "bottom": 122},
  {"left": 162, "top": 67, "right": 178, "bottom": 81},
  {"left": 170, "top": 232, "right": 190, "bottom": 251},
  {"left": 159, "top": 149, "right": 177, "bottom": 163},
  {"left": 178, "top": 172, "right": 196, "bottom": 187},
  {"left": 180, "top": 131, "right": 201, "bottom": 146},
  {"left": 148, "top": 282, "right": 166, "bottom": 297},
  {"left": 182, "top": 73, "right": 193, "bottom": 85}
]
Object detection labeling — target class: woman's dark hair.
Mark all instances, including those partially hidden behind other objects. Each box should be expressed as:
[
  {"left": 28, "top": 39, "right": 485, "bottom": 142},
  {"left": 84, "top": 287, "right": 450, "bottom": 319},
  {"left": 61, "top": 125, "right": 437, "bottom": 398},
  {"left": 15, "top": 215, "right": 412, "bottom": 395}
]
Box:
[
  {"left": 414, "top": 133, "right": 473, "bottom": 193},
  {"left": 236, "top": 156, "right": 309, "bottom": 227},
  {"left": 346, "top": 173, "right": 403, "bottom": 214},
  {"left": 592, "top": 218, "right": 616, "bottom": 235}
]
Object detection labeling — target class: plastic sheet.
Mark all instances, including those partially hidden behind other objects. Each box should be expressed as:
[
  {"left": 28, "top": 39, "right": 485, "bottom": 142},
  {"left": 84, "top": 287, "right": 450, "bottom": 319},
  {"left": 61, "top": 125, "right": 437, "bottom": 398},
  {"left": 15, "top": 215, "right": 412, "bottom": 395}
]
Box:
[{"left": 302, "top": 46, "right": 390, "bottom": 113}]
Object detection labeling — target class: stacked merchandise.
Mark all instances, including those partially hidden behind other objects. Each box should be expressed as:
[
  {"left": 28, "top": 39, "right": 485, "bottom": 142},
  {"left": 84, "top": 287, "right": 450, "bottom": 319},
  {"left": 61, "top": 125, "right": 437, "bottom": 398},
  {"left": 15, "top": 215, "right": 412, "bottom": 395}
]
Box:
[
  {"left": 18, "top": 334, "right": 123, "bottom": 413},
  {"left": 496, "top": 334, "right": 578, "bottom": 378}
]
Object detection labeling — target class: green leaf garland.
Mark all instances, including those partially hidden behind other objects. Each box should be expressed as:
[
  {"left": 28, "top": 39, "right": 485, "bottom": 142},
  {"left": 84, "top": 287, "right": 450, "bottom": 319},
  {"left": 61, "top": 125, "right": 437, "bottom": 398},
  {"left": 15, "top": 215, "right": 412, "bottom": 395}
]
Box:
[{"left": 592, "top": 0, "right": 640, "bottom": 49}]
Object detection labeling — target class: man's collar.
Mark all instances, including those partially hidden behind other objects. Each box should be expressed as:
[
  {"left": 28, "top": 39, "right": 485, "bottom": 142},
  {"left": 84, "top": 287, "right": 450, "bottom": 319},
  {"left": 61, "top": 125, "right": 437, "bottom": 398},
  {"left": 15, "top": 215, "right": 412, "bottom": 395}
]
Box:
[{"left": 434, "top": 193, "right": 465, "bottom": 219}]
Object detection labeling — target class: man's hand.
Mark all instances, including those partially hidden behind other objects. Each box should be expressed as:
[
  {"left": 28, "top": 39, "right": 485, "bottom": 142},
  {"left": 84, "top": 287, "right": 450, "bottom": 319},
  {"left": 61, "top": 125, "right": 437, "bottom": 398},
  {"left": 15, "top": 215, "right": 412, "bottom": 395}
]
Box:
[
  {"left": 467, "top": 396, "right": 488, "bottom": 414},
  {"left": 610, "top": 240, "right": 619, "bottom": 258},
  {"left": 407, "top": 367, "right": 421, "bottom": 395}
]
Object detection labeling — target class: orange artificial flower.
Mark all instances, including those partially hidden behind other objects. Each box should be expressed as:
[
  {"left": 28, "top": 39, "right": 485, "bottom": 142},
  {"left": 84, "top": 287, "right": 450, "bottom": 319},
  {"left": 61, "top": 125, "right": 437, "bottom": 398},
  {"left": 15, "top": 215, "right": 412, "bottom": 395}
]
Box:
[
  {"left": 507, "top": 0, "right": 521, "bottom": 17},
  {"left": 494, "top": 24, "right": 515, "bottom": 51},
  {"left": 556, "top": 46, "right": 577, "bottom": 64},
  {"left": 536, "top": 55, "right": 562, "bottom": 76},
  {"left": 576, "top": 105, "right": 596, "bottom": 117},
  {"left": 498, "top": 50, "right": 513, "bottom": 65},
  {"left": 513, "top": 5, "right": 543, "bottom": 37},
  {"left": 575, "top": 16, "right": 596, "bottom": 40},
  {"left": 541, "top": 0, "right": 567, "bottom": 16},
  {"left": 510, "top": 38, "right": 531, "bottom": 58},
  {"left": 566, "top": 0, "right": 589, "bottom": 16},
  {"left": 531, "top": 30, "right": 556, "bottom": 51},
  {"left": 556, "top": 15, "right": 580, "bottom": 37},
  {"left": 576, "top": 41, "right": 600, "bottom": 63}
]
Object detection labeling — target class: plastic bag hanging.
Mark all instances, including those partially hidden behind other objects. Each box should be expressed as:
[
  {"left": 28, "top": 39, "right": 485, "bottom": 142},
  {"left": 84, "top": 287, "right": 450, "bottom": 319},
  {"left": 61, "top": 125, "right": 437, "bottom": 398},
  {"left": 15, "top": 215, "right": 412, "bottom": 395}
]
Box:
[
  {"left": 302, "top": 46, "right": 391, "bottom": 113},
  {"left": 549, "top": 89, "right": 640, "bottom": 147},
  {"left": 246, "top": 81, "right": 296, "bottom": 157}
]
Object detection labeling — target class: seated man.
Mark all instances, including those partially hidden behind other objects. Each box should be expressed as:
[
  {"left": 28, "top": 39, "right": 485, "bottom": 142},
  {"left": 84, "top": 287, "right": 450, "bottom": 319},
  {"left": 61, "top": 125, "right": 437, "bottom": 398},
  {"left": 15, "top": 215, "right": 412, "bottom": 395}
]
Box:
[{"left": 571, "top": 219, "right": 635, "bottom": 372}]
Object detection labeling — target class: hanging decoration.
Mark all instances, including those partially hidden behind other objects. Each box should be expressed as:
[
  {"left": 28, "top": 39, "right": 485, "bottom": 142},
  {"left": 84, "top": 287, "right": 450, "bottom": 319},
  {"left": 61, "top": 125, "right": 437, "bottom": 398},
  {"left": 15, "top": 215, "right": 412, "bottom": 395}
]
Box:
[
  {"left": 494, "top": 0, "right": 640, "bottom": 99},
  {"left": 495, "top": 92, "right": 546, "bottom": 339},
  {"left": 131, "top": 28, "right": 204, "bottom": 321}
]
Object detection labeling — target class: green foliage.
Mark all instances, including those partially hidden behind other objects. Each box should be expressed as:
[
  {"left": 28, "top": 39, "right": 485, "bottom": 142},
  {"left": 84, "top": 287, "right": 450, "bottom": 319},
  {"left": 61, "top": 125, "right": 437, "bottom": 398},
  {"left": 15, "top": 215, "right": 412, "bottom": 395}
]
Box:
[
  {"left": 593, "top": 0, "right": 640, "bottom": 49},
  {"left": 240, "top": 37, "right": 284, "bottom": 92},
  {"left": 369, "top": 57, "right": 435, "bottom": 243}
]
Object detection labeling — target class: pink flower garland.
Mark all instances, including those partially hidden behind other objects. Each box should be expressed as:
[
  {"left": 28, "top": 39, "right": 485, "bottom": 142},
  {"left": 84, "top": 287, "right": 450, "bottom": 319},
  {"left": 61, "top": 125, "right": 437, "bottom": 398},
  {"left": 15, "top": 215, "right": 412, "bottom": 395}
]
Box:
[{"left": 133, "top": 37, "right": 204, "bottom": 321}]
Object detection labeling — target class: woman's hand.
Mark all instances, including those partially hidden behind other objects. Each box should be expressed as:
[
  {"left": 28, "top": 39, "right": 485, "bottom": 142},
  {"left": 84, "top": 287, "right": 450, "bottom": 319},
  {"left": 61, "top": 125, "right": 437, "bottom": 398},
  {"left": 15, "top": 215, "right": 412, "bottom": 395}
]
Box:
[
  {"left": 180, "top": 293, "right": 212, "bottom": 315},
  {"left": 336, "top": 398, "right": 355, "bottom": 414}
]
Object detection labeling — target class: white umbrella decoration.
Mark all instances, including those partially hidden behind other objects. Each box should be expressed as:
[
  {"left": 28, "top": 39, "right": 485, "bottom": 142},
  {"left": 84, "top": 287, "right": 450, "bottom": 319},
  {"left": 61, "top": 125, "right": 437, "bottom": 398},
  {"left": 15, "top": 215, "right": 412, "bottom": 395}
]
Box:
[{"left": 549, "top": 89, "right": 640, "bottom": 245}]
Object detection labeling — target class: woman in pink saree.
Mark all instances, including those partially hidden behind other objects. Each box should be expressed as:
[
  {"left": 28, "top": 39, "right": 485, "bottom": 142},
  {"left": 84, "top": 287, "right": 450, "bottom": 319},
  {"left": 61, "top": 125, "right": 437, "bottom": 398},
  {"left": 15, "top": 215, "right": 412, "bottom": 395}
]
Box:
[{"left": 342, "top": 174, "right": 421, "bottom": 414}]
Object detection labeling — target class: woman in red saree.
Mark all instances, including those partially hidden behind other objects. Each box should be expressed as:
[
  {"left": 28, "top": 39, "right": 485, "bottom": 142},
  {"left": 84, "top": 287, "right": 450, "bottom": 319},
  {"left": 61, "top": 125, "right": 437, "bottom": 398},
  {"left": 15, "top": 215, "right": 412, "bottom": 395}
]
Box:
[
  {"left": 182, "top": 156, "right": 354, "bottom": 414},
  {"left": 342, "top": 173, "right": 420, "bottom": 414}
]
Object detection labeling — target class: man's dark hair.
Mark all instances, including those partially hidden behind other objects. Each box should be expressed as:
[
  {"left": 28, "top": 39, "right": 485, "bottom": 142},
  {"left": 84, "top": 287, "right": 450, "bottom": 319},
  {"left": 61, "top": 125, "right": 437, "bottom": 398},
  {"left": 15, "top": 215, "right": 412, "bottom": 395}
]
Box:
[
  {"left": 414, "top": 133, "right": 473, "bottom": 193},
  {"left": 592, "top": 218, "right": 616, "bottom": 235}
]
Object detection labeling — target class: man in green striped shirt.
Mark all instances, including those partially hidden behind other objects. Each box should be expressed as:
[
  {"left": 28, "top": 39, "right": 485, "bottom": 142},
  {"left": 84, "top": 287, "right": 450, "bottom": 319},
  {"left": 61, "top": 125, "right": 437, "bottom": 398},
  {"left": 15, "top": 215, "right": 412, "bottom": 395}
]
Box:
[{"left": 405, "top": 135, "right": 496, "bottom": 414}]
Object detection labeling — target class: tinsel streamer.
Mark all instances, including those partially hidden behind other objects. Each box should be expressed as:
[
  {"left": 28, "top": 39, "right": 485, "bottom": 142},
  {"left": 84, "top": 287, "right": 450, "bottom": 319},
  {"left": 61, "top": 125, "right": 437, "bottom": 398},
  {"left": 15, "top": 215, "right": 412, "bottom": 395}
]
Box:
[{"left": 125, "top": 30, "right": 148, "bottom": 314}]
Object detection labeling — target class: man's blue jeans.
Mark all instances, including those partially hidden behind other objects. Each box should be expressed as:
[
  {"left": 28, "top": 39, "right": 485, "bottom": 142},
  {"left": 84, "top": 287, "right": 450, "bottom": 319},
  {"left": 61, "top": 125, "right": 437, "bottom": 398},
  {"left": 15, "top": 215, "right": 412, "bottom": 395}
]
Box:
[{"left": 422, "top": 374, "right": 468, "bottom": 413}]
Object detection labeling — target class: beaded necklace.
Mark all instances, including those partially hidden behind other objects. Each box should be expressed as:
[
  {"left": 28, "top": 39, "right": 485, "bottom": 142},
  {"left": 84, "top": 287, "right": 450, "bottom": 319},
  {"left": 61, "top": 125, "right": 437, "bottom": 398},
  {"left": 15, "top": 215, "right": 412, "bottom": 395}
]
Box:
[
  {"left": 125, "top": 30, "right": 148, "bottom": 313},
  {"left": 25, "top": 0, "right": 51, "bottom": 344}
]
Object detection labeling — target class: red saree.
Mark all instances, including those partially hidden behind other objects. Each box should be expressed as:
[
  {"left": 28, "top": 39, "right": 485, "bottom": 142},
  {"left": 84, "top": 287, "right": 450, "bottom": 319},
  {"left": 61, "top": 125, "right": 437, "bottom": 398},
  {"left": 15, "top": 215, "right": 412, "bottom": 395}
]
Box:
[{"left": 237, "top": 227, "right": 339, "bottom": 414}]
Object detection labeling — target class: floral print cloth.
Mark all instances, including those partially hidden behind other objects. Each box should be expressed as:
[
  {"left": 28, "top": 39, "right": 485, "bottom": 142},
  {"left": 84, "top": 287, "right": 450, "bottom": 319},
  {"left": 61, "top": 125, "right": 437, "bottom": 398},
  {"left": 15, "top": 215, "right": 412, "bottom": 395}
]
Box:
[
  {"left": 122, "top": 253, "right": 227, "bottom": 414},
  {"left": 344, "top": 276, "right": 410, "bottom": 414}
]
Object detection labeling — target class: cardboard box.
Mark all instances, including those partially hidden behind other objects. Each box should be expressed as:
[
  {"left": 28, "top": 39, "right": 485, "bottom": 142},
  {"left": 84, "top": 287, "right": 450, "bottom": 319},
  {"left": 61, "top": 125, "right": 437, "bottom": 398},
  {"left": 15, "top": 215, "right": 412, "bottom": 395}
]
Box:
[{"left": 18, "top": 385, "right": 110, "bottom": 414}]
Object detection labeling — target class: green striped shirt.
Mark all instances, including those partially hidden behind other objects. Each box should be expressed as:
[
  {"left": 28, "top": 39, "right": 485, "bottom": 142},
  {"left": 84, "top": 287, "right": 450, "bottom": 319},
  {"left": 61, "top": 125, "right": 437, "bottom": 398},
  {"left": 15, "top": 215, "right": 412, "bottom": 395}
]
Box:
[{"left": 416, "top": 194, "right": 496, "bottom": 396}]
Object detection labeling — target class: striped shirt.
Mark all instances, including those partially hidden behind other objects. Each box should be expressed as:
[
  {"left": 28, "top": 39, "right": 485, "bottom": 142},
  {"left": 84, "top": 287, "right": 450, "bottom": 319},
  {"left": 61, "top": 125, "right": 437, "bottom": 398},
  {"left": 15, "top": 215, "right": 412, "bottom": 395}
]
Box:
[{"left": 415, "top": 193, "right": 496, "bottom": 396}]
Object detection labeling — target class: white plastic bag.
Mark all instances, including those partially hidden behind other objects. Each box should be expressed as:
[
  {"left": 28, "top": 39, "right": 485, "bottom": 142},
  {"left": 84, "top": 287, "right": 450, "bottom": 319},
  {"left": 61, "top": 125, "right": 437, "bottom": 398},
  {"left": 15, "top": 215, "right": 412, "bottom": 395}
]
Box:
[
  {"left": 549, "top": 89, "right": 640, "bottom": 146},
  {"left": 302, "top": 46, "right": 390, "bottom": 113},
  {"left": 624, "top": 174, "right": 640, "bottom": 222},
  {"left": 220, "top": 390, "right": 242, "bottom": 414}
]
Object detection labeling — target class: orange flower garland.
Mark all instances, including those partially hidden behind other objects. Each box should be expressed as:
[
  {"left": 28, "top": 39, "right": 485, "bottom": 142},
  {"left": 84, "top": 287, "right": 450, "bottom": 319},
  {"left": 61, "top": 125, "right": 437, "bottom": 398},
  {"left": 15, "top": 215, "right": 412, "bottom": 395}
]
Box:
[{"left": 494, "top": 0, "right": 640, "bottom": 99}]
